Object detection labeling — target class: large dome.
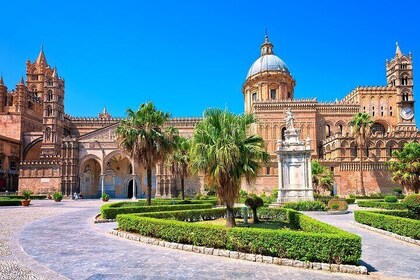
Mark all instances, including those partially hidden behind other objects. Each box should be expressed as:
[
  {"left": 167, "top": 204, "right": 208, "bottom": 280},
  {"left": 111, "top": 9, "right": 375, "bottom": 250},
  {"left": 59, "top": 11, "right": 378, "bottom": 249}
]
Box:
[{"left": 246, "top": 54, "right": 289, "bottom": 79}]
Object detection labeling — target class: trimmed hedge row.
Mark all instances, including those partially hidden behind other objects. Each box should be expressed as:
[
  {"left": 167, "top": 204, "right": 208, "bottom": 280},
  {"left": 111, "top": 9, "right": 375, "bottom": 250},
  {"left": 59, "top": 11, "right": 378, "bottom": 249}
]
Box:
[
  {"left": 0, "top": 199, "right": 22, "bottom": 206},
  {"left": 0, "top": 195, "right": 47, "bottom": 200},
  {"left": 354, "top": 210, "right": 420, "bottom": 240},
  {"left": 101, "top": 203, "right": 214, "bottom": 219},
  {"left": 346, "top": 198, "right": 356, "bottom": 204},
  {"left": 282, "top": 200, "right": 327, "bottom": 211},
  {"left": 357, "top": 200, "right": 407, "bottom": 210},
  {"left": 117, "top": 207, "right": 361, "bottom": 264}
]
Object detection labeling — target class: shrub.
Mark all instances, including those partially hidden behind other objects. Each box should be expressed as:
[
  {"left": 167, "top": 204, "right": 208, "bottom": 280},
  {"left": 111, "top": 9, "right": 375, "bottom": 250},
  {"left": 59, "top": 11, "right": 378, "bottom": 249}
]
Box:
[
  {"left": 314, "top": 194, "right": 333, "bottom": 205},
  {"left": 403, "top": 194, "right": 420, "bottom": 219},
  {"left": 355, "top": 210, "right": 420, "bottom": 239},
  {"left": 245, "top": 194, "right": 264, "bottom": 223},
  {"left": 327, "top": 199, "right": 348, "bottom": 211},
  {"left": 117, "top": 207, "right": 361, "bottom": 264},
  {"left": 331, "top": 203, "right": 340, "bottom": 210},
  {"left": 283, "top": 200, "right": 327, "bottom": 211},
  {"left": 20, "top": 190, "right": 32, "bottom": 200},
  {"left": 393, "top": 187, "right": 403, "bottom": 196},
  {"left": 0, "top": 199, "right": 21, "bottom": 206},
  {"left": 357, "top": 200, "right": 407, "bottom": 210},
  {"left": 101, "top": 203, "right": 214, "bottom": 219},
  {"left": 101, "top": 193, "right": 110, "bottom": 201},
  {"left": 345, "top": 198, "right": 356, "bottom": 204},
  {"left": 53, "top": 192, "right": 63, "bottom": 201},
  {"left": 384, "top": 195, "right": 398, "bottom": 203},
  {"left": 239, "top": 190, "right": 248, "bottom": 198}
]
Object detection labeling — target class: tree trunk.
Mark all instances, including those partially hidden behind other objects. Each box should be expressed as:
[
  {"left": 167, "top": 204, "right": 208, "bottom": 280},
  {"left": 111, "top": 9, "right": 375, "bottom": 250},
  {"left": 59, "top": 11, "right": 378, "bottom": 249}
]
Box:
[
  {"left": 359, "top": 136, "right": 366, "bottom": 195},
  {"left": 225, "top": 203, "right": 236, "bottom": 227},
  {"left": 252, "top": 208, "right": 259, "bottom": 223},
  {"left": 181, "top": 176, "right": 185, "bottom": 200},
  {"left": 146, "top": 165, "right": 152, "bottom": 206}
]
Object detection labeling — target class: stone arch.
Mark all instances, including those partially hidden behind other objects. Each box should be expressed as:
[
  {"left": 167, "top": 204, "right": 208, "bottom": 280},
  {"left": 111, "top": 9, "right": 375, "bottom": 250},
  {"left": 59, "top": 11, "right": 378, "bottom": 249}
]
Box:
[
  {"left": 103, "top": 150, "right": 131, "bottom": 167},
  {"left": 385, "top": 140, "right": 398, "bottom": 157},
  {"left": 375, "top": 140, "right": 384, "bottom": 158},
  {"left": 23, "top": 137, "right": 42, "bottom": 160},
  {"left": 335, "top": 120, "right": 346, "bottom": 135},
  {"left": 79, "top": 154, "right": 102, "bottom": 174}
]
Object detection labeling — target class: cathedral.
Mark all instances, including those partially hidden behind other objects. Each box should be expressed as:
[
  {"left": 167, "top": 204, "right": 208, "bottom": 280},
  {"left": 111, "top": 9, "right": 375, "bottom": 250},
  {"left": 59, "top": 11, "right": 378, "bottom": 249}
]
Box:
[{"left": 0, "top": 36, "right": 417, "bottom": 198}]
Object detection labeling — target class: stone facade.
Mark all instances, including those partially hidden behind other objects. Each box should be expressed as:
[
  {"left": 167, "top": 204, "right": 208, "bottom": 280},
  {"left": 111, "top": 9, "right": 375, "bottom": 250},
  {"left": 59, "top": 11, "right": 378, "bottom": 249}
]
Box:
[{"left": 0, "top": 36, "right": 418, "bottom": 196}]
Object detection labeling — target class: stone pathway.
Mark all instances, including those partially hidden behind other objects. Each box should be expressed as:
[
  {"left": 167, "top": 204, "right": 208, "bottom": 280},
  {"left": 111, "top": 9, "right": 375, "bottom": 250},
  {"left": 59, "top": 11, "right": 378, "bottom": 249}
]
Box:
[
  {"left": 1, "top": 200, "right": 418, "bottom": 279},
  {"left": 5, "top": 200, "right": 364, "bottom": 280},
  {"left": 305, "top": 205, "right": 420, "bottom": 280}
]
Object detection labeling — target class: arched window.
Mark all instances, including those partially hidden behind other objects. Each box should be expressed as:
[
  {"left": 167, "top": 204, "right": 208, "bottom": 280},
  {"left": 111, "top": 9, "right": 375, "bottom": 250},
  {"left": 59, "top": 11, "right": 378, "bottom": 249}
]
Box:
[
  {"left": 45, "top": 127, "right": 51, "bottom": 141},
  {"left": 402, "top": 76, "right": 408, "bottom": 85},
  {"left": 338, "top": 124, "right": 343, "bottom": 134},
  {"left": 325, "top": 125, "right": 331, "bottom": 138},
  {"left": 252, "top": 92, "right": 257, "bottom": 102},
  {"left": 47, "top": 90, "right": 53, "bottom": 102},
  {"left": 287, "top": 92, "right": 291, "bottom": 99},
  {"left": 353, "top": 145, "right": 358, "bottom": 157},
  {"left": 371, "top": 122, "right": 386, "bottom": 134},
  {"left": 389, "top": 106, "right": 393, "bottom": 116},
  {"left": 270, "top": 89, "right": 276, "bottom": 100},
  {"left": 46, "top": 105, "right": 52, "bottom": 116}
]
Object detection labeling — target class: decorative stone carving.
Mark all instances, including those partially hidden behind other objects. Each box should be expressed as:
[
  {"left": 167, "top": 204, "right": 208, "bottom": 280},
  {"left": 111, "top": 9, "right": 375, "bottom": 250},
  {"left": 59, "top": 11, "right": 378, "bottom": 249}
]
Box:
[{"left": 271, "top": 110, "right": 314, "bottom": 206}]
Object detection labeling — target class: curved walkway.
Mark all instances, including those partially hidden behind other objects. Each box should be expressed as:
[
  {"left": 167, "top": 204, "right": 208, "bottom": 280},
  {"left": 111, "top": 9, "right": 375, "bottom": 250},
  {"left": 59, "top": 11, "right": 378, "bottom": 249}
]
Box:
[
  {"left": 305, "top": 205, "right": 420, "bottom": 280},
  {"left": 4, "top": 200, "right": 364, "bottom": 280}
]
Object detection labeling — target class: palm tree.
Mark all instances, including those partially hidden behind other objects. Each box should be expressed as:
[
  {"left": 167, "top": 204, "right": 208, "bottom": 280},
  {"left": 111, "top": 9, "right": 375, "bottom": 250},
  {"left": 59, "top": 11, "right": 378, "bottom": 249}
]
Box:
[
  {"left": 350, "top": 112, "right": 373, "bottom": 195},
  {"left": 311, "top": 160, "right": 334, "bottom": 195},
  {"left": 387, "top": 142, "right": 420, "bottom": 194},
  {"left": 190, "top": 109, "right": 269, "bottom": 227},
  {"left": 116, "top": 102, "right": 175, "bottom": 206},
  {"left": 166, "top": 136, "right": 190, "bottom": 200}
]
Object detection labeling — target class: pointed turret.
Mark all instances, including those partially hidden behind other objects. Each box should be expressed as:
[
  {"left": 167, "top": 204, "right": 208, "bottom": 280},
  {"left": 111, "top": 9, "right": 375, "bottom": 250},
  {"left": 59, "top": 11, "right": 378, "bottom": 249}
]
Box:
[
  {"left": 19, "top": 76, "right": 25, "bottom": 85},
  {"left": 52, "top": 67, "right": 58, "bottom": 78},
  {"left": 99, "top": 106, "right": 111, "bottom": 119},
  {"left": 0, "top": 76, "right": 4, "bottom": 85},
  {"left": 395, "top": 41, "right": 402, "bottom": 57},
  {"left": 35, "top": 46, "right": 48, "bottom": 66}
]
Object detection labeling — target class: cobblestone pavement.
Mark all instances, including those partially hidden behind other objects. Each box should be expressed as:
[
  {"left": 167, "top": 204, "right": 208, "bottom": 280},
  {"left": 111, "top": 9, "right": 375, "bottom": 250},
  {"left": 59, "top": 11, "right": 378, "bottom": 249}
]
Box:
[
  {"left": 13, "top": 200, "right": 366, "bottom": 280},
  {"left": 305, "top": 205, "right": 420, "bottom": 280}
]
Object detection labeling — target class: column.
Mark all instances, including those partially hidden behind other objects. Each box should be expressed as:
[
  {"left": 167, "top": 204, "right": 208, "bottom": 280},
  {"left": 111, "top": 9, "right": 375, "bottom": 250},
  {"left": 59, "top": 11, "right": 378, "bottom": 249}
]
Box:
[
  {"left": 100, "top": 174, "right": 105, "bottom": 199},
  {"left": 131, "top": 175, "right": 136, "bottom": 200},
  {"left": 277, "top": 154, "right": 283, "bottom": 203}
]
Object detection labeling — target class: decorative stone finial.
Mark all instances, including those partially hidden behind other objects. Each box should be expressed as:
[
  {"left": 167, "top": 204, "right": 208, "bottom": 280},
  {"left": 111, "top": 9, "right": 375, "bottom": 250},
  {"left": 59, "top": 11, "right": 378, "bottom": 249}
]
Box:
[{"left": 395, "top": 41, "right": 402, "bottom": 57}]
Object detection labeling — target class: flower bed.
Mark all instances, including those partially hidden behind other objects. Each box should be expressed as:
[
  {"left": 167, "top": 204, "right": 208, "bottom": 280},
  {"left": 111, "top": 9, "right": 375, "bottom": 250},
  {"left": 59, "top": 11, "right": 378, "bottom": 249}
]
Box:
[
  {"left": 117, "top": 207, "right": 361, "bottom": 264},
  {"left": 357, "top": 200, "right": 407, "bottom": 210},
  {"left": 354, "top": 210, "right": 420, "bottom": 240},
  {"left": 101, "top": 202, "right": 214, "bottom": 219}
]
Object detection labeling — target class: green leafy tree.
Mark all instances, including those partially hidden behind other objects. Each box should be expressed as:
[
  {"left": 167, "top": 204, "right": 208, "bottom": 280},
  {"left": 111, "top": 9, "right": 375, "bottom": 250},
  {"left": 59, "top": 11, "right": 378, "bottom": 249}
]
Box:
[
  {"left": 245, "top": 194, "right": 264, "bottom": 223},
  {"left": 387, "top": 142, "right": 420, "bottom": 194},
  {"left": 350, "top": 112, "right": 373, "bottom": 195},
  {"left": 190, "top": 109, "right": 269, "bottom": 227},
  {"left": 116, "top": 102, "right": 175, "bottom": 206},
  {"left": 166, "top": 136, "right": 190, "bottom": 200},
  {"left": 311, "top": 160, "right": 334, "bottom": 195}
]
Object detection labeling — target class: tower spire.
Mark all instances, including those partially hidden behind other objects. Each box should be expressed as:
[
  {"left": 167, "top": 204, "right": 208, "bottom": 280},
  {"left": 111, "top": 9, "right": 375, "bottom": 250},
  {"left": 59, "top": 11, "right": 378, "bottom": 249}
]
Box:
[
  {"left": 395, "top": 41, "right": 402, "bottom": 57},
  {"left": 36, "top": 46, "right": 48, "bottom": 66},
  {"left": 0, "top": 76, "right": 3, "bottom": 85},
  {"left": 19, "top": 76, "right": 25, "bottom": 85}
]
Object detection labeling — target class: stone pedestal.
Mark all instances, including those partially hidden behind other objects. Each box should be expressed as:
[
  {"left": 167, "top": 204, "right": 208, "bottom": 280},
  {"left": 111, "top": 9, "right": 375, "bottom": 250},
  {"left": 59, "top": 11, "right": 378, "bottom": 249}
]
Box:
[{"left": 271, "top": 110, "right": 314, "bottom": 206}]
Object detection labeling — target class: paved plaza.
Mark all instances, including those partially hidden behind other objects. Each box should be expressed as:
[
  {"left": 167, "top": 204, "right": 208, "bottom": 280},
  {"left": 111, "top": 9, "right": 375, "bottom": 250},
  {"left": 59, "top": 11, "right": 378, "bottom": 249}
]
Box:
[{"left": 0, "top": 200, "right": 418, "bottom": 280}]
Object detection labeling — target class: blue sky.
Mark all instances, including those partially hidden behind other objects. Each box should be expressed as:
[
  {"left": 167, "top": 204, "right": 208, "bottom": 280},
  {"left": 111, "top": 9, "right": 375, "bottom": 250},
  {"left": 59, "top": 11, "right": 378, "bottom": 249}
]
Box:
[{"left": 1, "top": 0, "right": 419, "bottom": 120}]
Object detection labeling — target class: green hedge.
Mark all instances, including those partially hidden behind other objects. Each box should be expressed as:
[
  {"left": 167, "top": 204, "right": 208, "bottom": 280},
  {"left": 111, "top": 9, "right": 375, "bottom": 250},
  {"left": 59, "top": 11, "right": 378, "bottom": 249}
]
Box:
[
  {"left": 0, "top": 199, "right": 22, "bottom": 206},
  {"left": 101, "top": 203, "right": 214, "bottom": 219},
  {"left": 117, "top": 207, "right": 361, "bottom": 264},
  {"left": 345, "top": 198, "right": 356, "bottom": 204},
  {"left": 357, "top": 200, "right": 407, "bottom": 210},
  {"left": 354, "top": 210, "right": 420, "bottom": 240},
  {"left": 283, "top": 200, "right": 327, "bottom": 211},
  {"left": 0, "top": 195, "right": 47, "bottom": 200},
  {"left": 136, "top": 207, "right": 242, "bottom": 221}
]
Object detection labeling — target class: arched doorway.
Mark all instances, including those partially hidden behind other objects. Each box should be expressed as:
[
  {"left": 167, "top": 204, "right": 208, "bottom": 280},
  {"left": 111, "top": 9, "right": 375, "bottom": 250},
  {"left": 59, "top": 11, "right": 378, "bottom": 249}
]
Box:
[{"left": 127, "top": 180, "right": 134, "bottom": 198}]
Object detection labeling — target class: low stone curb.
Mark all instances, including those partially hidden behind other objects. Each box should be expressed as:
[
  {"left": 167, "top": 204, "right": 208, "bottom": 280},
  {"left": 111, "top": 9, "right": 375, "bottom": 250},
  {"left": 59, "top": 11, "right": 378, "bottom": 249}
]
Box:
[
  {"left": 94, "top": 213, "right": 116, "bottom": 223},
  {"left": 352, "top": 221, "right": 420, "bottom": 246},
  {"left": 109, "top": 229, "right": 368, "bottom": 275}
]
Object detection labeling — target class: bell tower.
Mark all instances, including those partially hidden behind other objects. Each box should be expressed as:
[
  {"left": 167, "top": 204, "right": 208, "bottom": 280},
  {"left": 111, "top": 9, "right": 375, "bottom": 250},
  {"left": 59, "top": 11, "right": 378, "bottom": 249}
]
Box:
[{"left": 386, "top": 42, "right": 415, "bottom": 125}]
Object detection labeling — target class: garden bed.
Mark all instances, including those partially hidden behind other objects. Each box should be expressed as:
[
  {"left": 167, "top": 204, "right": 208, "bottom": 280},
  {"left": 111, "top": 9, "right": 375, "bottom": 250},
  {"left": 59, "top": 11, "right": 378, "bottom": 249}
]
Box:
[
  {"left": 0, "top": 198, "right": 22, "bottom": 206},
  {"left": 117, "top": 207, "right": 361, "bottom": 265},
  {"left": 354, "top": 210, "right": 420, "bottom": 240}
]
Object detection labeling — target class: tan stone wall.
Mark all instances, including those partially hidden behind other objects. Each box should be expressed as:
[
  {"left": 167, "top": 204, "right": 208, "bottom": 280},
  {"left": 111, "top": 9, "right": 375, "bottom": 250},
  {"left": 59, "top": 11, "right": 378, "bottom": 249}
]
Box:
[
  {"left": 18, "top": 177, "right": 61, "bottom": 194},
  {"left": 0, "top": 115, "right": 21, "bottom": 140}
]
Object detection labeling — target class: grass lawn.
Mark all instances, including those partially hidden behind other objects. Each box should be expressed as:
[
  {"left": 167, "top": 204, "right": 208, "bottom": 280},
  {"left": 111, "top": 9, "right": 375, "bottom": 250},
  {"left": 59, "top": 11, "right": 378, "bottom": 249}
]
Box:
[{"left": 196, "top": 218, "right": 297, "bottom": 230}]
